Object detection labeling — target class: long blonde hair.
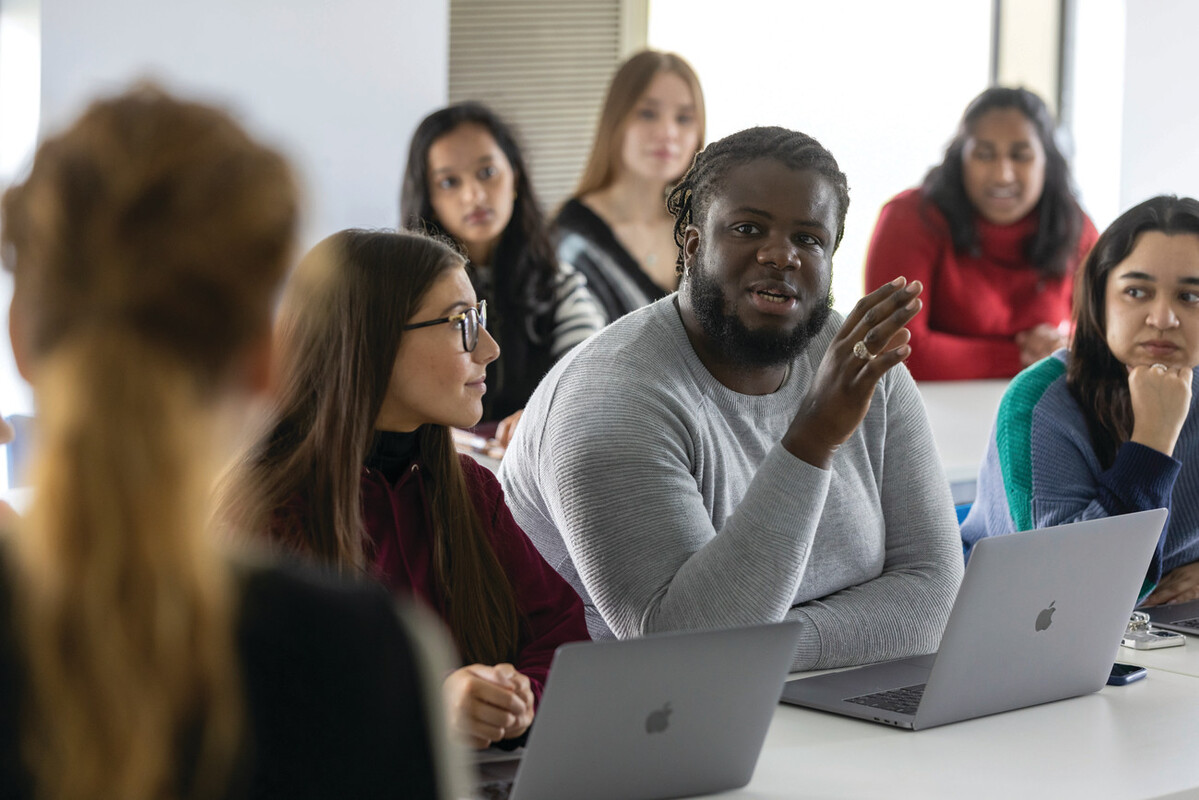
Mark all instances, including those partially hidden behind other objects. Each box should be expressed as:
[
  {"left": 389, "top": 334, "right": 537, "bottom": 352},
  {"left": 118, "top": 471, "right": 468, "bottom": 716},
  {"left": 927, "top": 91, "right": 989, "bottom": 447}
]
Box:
[
  {"left": 573, "top": 50, "right": 706, "bottom": 198},
  {"left": 0, "top": 86, "right": 297, "bottom": 799}
]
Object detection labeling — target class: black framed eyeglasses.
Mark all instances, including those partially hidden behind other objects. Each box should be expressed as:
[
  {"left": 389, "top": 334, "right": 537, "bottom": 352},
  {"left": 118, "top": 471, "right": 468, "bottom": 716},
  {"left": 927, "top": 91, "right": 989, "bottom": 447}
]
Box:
[{"left": 402, "top": 300, "right": 488, "bottom": 353}]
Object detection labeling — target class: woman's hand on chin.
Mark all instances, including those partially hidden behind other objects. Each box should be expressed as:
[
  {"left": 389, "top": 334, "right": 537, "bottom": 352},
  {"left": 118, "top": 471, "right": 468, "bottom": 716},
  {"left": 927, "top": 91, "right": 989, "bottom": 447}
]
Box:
[{"left": 1128, "top": 362, "right": 1193, "bottom": 456}]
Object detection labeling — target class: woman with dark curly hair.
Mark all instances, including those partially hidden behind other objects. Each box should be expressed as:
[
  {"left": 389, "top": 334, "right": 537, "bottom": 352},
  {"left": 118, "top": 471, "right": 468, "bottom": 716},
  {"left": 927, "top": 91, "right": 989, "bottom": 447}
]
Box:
[{"left": 864, "top": 87, "right": 1098, "bottom": 381}]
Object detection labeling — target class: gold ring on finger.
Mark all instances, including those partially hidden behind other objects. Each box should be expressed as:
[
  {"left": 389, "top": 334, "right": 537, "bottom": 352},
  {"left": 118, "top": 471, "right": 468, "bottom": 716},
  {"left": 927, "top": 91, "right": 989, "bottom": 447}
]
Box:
[{"left": 853, "top": 340, "right": 875, "bottom": 361}]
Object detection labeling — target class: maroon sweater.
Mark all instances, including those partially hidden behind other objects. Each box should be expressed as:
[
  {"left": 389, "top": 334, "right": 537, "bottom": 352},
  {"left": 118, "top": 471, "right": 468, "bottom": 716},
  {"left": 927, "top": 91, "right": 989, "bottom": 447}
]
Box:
[{"left": 358, "top": 443, "right": 588, "bottom": 704}]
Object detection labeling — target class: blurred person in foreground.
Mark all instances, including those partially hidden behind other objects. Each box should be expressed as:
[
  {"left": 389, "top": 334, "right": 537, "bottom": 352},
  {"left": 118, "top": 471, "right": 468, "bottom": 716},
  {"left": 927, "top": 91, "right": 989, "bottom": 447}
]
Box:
[{"left": 0, "top": 85, "right": 463, "bottom": 799}]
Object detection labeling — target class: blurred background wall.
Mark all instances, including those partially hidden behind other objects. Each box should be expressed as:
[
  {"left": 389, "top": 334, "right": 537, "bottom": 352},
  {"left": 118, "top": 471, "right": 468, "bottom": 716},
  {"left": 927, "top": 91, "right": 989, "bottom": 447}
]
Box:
[{"left": 0, "top": 0, "right": 1192, "bottom": 428}]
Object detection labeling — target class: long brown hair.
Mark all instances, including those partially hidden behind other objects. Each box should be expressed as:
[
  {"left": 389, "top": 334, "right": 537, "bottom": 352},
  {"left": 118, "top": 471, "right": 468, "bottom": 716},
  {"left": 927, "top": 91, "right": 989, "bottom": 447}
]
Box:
[
  {"left": 399, "top": 103, "right": 559, "bottom": 421},
  {"left": 1068, "top": 195, "right": 1199, "bottom": 467},
  {"left": 573, "top": 50, "right": 706, "bottom": 198},
  {"left": 221, "top": 230, "right": 520, "bottom": 665},
  {"left": 0, "top": 86, "right": 297, "bottom": 799}
]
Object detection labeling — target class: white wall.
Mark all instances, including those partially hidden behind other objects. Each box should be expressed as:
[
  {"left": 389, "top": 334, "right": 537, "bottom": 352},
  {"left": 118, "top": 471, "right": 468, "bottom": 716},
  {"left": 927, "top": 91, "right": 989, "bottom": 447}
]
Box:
[
  {"left": 0, "top": 0, "right": 42, "bottom": 426},
  {"left": 1120, "top": 0, "right": 1199, "bottom": 210},
  {"left": 647, "top": 0, "right": 992, "bottom": 314},
  {"left": 1068, "top": 0, "right": 1126, "bottom": 231},
  {"left": 39, "top": 0, "right": 449, "bottom": 245},
  {"left": 0, "top": 0, "right": 449, "bottom": 422},
  {"left": 0, "top": 0, "right": 39, "bottom": 184}
]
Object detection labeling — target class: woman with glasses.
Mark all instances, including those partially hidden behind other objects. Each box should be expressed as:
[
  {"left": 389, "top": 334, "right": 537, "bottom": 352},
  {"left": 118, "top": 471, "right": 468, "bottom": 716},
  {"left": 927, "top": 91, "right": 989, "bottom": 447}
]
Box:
[
  {"left": 401, "top": 102, "right": 605, "bottom": 448},
  {"left": 222, "top": 229, "right": 589, "bottom": 750}
]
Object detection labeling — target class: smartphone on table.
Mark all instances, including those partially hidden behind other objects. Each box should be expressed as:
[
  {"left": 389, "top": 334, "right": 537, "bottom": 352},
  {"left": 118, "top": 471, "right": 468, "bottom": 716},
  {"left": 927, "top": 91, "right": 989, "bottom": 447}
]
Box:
[{"left": 1107, "top": 662, "right": 1148, "bottom": 686}]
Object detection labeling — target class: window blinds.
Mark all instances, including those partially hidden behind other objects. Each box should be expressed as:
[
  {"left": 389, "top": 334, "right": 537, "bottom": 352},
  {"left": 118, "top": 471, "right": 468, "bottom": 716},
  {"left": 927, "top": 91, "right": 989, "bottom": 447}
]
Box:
[{"left": 448, "top": 0, "right": 646, "bottom": 212}]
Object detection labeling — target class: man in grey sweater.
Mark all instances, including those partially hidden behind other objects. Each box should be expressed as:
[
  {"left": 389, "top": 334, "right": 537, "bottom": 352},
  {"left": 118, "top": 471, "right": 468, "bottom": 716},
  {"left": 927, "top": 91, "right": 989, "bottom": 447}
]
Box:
[{"left": 499, "top": 127, "right": 964, "bottom": 670}]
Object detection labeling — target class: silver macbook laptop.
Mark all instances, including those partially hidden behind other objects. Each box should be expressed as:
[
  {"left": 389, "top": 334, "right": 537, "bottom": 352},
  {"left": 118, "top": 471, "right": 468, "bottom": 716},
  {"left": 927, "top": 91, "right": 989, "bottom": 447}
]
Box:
[
  {"left": 780, "top": 509, "right": 1167, "bottom": 731},
  {"left": 477, "top": 621, "right": 801, "bottom": 800},
  {"left": 1145, "top": 597, "right": 1199, "bottom": 634}
]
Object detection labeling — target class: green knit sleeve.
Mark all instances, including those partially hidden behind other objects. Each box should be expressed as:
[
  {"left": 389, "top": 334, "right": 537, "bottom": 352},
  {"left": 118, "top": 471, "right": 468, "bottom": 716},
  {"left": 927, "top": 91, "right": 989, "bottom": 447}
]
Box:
[{"left": 995, "top": 358, "right": 1067, "bottom": 533}]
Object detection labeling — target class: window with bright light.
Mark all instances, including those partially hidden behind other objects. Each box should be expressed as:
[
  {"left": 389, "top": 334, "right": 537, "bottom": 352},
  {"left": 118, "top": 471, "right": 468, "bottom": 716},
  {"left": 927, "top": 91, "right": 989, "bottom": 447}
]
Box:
[{"left": 647, "top": 0, "right": 993, "bottom": 312}]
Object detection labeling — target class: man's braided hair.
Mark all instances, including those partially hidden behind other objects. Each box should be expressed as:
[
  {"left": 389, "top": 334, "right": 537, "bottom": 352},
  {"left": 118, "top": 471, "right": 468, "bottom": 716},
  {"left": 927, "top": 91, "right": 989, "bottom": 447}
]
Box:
[{"left": 666, "top": 126, "right": 850, "bottom": 274}]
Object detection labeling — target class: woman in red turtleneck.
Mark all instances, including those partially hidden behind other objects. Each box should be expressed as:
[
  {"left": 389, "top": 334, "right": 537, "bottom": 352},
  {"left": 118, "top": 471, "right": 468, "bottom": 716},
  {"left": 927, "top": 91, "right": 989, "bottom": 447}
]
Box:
[{"left": 865, "top": 87, "right": 1097, "bottom": 381}]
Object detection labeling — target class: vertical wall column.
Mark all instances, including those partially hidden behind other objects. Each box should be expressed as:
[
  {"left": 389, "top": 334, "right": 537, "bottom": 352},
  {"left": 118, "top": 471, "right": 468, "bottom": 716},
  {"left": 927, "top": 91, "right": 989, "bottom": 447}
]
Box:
[{"left": 992, "top": 0, "right": 1064, "bottom": 115}]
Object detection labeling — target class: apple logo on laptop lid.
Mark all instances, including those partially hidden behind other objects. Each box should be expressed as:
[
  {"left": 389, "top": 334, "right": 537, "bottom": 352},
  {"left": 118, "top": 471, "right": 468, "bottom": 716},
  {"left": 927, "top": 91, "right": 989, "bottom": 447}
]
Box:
[
  {"left": 645, "top": 702, "right": 672, "bottom": 734},
  {"left": 1036, "top": 601, "right": 1056, "bottom": 632}
]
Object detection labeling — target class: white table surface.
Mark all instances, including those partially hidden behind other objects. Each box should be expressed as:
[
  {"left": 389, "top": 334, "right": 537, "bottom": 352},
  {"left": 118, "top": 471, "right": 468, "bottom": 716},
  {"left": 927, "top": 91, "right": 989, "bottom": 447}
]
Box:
[
  {"left": 916, "top": 379, "right": 1009, "bottom": 485},
  {"left": 688, "top": 667, "right": 1199, "bottom": 799},
  {"left": 1117, "top": 633, "right": 1199, "bottom": 678}
]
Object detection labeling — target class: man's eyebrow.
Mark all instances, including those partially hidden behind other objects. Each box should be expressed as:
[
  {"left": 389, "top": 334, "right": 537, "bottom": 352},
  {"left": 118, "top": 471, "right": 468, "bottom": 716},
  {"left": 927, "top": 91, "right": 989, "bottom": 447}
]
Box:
[
  {"left": 728, "top": 206, "right": 832, "bottom": 236},
  {"left": 797, "top": 219, "right": 833, "bottom": 237},
  {"left": 731, "top": 205, "right": 774, "bottom": 219}
]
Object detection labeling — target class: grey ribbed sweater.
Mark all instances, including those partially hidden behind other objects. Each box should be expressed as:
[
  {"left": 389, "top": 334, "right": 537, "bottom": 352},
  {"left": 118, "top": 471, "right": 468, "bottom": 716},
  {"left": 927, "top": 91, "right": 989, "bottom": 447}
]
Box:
[{"left": 498, "top": 296, "right": 964, "bottom": 670}]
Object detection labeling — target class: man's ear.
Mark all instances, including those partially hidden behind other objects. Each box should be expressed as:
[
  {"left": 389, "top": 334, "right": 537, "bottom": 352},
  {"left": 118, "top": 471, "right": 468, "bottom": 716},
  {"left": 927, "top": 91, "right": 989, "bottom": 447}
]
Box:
[{"left": 682, "top": 225, "right": 702, "bottom": 274}]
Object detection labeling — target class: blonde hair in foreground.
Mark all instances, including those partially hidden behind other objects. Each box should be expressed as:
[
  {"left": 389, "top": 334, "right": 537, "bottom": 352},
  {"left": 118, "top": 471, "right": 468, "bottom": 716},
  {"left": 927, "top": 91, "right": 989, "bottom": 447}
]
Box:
[{"left": 0, "top": 85, "right": 297, "bottom": 799}]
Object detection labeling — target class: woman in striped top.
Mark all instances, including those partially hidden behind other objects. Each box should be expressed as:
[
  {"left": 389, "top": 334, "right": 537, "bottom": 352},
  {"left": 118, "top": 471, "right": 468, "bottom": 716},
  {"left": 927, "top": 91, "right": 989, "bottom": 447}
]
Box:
[
  {"left": 401, "top": 103, "right": 604, "bottom": 448},
  {"left": 555, "top": 50, "right": 705, "bottom": 325}
]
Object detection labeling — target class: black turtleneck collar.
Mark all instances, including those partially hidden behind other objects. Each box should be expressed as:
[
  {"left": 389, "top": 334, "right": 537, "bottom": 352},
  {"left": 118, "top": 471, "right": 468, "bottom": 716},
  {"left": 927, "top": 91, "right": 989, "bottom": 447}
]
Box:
[{"left": 366, "top": 429, "right": 420, "bottom": 483}]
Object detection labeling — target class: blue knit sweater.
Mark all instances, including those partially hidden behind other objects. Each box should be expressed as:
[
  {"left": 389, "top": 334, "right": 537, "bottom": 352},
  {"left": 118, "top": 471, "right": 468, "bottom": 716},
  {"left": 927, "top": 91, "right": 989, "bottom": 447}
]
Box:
[{"left": 961, "top": 350, "right": 1199, "bottom": 591}]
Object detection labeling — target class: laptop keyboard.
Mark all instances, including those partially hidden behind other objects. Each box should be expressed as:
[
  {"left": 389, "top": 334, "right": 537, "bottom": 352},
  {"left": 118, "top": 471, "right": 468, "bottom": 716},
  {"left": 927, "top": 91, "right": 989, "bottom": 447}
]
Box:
[
  {"left": 1165, "top": 617, "right": 1199, "bottom": 631},
  {"left": 846, "top": 683, "right": 926, "bottom": 716}
]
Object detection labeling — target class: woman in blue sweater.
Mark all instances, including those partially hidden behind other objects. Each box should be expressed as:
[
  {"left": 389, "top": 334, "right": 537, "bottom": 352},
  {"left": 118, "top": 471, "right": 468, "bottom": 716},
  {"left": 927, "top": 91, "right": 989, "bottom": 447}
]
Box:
[{"left": 962, "top": 195, "right": 1199, "bottom": 605}]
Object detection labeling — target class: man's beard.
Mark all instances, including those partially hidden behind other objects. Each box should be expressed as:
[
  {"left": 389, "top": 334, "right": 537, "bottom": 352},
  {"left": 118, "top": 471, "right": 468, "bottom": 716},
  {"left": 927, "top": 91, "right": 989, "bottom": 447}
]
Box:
[{"left": 685, "top": 252, "right": 832, "bottom": 369}]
